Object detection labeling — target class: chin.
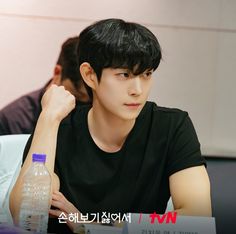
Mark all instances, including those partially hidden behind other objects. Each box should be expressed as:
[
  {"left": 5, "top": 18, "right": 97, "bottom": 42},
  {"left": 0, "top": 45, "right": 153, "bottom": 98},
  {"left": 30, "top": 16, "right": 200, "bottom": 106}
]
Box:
[{"left": 119, "top": 112, "right": 140, "bottom": 121}]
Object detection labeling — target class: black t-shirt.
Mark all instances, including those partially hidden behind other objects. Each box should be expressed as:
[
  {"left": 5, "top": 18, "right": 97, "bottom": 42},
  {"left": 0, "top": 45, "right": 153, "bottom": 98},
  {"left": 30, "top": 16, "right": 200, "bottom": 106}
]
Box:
[{"left": 23, "top": 101, "right": 206, "bottom": 233}]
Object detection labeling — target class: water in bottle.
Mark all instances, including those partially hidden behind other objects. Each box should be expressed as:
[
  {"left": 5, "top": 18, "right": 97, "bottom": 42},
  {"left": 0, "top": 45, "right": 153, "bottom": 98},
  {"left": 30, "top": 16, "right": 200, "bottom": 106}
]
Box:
[{"left": 18, "top": 153, "right": 51, "bottom": 233}]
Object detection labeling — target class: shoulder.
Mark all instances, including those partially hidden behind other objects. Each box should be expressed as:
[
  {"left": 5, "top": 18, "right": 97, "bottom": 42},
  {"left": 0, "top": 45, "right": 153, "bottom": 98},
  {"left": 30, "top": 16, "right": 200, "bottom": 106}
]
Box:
[
  {"left": 144, "top": 103, "right": 204, "bottom": 176},
  {"left": 144, "top": 101, "right": 187, "bottom": 115},
  {"left": 139, "top": 102, "right": 197, "bottom": 146},
  {"left": 0, "top": 88, "right": 44, "bottom": 134},
  {"left": 0, "top": 88, "right": 43, "bottom": 122},
  {"left": 134, "top": 101, "right": 193, "bottom": 146},
  {"left": 0, "top": 88, "right": 43, "bottom": 115},
  {"left": 143, "top": 101, "right": 189, "bottom": 126}
]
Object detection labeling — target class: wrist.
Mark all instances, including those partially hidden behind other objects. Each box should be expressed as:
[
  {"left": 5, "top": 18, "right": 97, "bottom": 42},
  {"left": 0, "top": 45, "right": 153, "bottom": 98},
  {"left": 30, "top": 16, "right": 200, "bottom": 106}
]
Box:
[{"left": 39, "top": 110, "right": 61, "bottom": 126}]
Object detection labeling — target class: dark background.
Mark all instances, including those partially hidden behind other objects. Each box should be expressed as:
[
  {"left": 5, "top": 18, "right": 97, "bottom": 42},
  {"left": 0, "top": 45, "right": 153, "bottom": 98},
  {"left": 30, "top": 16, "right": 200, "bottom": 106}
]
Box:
[{"left": 206, "top": 156, "right": 236, "bottom": 234}]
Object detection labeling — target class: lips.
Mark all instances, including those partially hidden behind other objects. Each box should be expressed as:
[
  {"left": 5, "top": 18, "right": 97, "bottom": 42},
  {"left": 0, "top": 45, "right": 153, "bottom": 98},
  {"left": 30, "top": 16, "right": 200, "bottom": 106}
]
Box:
[
  {"left": 124, "top": 103, "right": 141, "bottom": 107},
  {"left": 125, "top": 103, "right": 140, "bottom": 105}
]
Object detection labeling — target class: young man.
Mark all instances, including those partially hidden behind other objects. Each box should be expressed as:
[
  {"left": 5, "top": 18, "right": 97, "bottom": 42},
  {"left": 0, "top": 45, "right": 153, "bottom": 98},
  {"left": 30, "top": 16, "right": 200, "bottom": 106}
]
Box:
[
  {"left": 10, "top": 19, "right": 211, "bottom": 233},
  {"left": 0, "top": 36, "right": 89, "bottom": 135}
]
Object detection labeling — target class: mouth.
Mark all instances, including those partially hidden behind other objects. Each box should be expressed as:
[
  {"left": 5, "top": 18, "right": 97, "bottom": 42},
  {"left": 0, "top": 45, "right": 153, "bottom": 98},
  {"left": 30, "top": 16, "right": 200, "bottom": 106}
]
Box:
[
  {"left": 124, "top": 103, "right": 142, "bottom": 109},
  {"left": 125, "top": 103, "right": 141, "bottom": 106}
]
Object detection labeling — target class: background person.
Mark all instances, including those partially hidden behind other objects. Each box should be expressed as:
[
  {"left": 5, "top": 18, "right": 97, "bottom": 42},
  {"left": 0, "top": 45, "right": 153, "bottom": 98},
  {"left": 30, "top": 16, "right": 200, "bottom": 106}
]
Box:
[{"left": 0, "top": 36, "right": 90, "bottom": 135}]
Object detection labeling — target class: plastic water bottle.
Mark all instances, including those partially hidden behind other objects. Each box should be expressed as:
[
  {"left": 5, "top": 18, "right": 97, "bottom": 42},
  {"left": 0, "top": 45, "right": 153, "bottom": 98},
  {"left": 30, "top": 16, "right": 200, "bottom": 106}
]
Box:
[{"left": 18, "top": 154, "right": 51, "bottom": 233}]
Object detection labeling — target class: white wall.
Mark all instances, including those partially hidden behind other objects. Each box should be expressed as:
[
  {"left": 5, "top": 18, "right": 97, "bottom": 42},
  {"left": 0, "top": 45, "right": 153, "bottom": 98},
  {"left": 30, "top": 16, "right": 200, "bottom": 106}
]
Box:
[{"left": 0, "top": 0, "right": 235, "bottom": 157}]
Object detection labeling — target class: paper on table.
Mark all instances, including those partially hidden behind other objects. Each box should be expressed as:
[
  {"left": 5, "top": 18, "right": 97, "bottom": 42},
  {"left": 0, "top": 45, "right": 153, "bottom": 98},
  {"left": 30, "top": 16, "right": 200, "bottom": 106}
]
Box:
[
  {"left": 123, "top": 214, "right": 216, "bottom": 234},
  {"left": 74, "top": 223, "right": 122, "bottom": 234}
]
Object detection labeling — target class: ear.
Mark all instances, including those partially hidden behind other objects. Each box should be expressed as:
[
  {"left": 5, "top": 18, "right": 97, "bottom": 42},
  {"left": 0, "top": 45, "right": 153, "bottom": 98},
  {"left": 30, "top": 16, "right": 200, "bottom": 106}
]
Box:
[
  {"left": 52, "top": 65, "right": 62, "bottom": 85},
  {"left": 80, "top": 62, "right": 97, "bottom": 90}
]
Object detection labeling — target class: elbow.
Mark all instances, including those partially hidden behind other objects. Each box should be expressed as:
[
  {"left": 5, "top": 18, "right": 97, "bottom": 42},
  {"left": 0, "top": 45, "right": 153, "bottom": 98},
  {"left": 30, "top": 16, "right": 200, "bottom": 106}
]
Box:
[
  {"left": 175, "top": 202, "right": 212, "bottom": 217},
  {"left": 174, "top": 193, "right": 212, "bottom": 217}
]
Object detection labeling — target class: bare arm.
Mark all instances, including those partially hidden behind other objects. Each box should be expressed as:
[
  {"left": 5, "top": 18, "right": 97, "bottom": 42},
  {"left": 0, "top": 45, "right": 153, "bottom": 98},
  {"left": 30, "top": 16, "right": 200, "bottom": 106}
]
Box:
[
  {"left": 169, "top": 165, "right": 212, "bottom": 216},
  {"left": 9, "top": 85, "right": 75, "bottom": 223}
]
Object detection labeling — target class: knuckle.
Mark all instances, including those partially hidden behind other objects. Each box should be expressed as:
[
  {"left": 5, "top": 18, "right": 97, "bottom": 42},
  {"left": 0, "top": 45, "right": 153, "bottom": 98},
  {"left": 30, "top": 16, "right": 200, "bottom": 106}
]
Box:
[{"left": 58, "top": 85, "right": 65, "bottom": 89}]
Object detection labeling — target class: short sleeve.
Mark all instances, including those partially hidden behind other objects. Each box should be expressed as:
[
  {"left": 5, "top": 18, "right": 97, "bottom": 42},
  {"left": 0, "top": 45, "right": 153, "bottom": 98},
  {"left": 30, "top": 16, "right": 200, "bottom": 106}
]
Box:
[{"left": 166, "top": 112, "right": 206, "bottom": 177}]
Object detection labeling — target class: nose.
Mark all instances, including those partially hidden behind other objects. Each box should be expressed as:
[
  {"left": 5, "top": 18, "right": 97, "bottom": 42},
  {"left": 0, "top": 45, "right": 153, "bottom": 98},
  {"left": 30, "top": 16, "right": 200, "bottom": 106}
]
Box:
[{"left": 128, "top": 77, "right": 143, "bottom": 96}]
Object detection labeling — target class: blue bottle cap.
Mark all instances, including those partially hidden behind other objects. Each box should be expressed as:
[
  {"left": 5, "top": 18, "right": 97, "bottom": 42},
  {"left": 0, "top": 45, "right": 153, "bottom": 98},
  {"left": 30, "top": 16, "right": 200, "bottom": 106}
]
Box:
[{"left": 32, "top": 153, "right": 46, "bottom": 163}]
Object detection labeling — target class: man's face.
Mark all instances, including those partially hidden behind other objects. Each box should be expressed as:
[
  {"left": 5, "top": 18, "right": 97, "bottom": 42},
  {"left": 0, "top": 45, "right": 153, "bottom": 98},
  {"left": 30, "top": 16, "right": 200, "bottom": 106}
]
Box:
[{"left": 93, "top": 67, "right": 153, "bottom": 121}]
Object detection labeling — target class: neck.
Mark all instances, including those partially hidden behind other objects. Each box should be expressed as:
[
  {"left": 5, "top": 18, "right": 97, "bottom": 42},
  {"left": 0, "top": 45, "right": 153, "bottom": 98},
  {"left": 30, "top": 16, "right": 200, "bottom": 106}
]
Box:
[{"left": 88, "top": 102, "right": 135, "bottom": 153}]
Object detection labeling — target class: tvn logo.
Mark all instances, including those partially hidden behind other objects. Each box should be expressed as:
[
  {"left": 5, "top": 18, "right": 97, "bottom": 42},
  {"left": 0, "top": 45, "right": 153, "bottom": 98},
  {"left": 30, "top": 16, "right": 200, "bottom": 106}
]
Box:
[{"left": 138, "top": 212, "right": 177, "bottom": 224}]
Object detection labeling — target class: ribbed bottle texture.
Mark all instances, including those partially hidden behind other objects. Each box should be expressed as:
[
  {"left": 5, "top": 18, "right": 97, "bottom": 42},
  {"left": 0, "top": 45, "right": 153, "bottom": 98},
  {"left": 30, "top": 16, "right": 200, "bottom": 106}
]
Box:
[{"left": 18, "top": 154, "right": 51, "bottom": 233}]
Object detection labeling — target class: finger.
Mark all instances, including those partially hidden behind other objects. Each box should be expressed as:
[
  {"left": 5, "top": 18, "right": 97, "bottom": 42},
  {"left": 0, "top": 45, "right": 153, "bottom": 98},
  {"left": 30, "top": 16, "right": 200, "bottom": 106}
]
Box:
[
  {"left": 52, "top": 200, "right": 78, "bottom": 214},
  {"left": 52, "top": 191, "right": 67, "bottom": 202},
  {"left": 53, "top": 190, "right": 64, "bottom": 196},
  {"left": 65, "top": 90, "right": 72, "bottom": 96},
  {"left": 49, "top": 209, "right": 76, "bottom": 232},
  {"left": 53, "top": 190, "right": 66, "bottom": 199},
  {"left": 50, "top": 84, "right": 58, "bottom": 88},
  {"left": 58, "top": 85, "right": 65, "bottom": 90},
  {"left": 52, "top": 191, "right": 80, "bottom": 214},
  {"left": 49, "top": 209, "right": 67, "bottom": 218},
  {"left": 51, "top": 193, "right": 74, "bottom": 211},
  {"left": 52, "top": 193, "right": 64, "bottom": 201},
  {"left": 53, "top": 191, "right": 75, "bottom": 208},
  {"left": 51, "top": 200, "right": 67, "bottom": 211}
]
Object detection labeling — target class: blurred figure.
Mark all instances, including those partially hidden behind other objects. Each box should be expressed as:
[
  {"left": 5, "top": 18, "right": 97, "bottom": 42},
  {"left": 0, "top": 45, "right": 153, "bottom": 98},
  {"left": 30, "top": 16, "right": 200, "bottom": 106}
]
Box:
[{"left": 0, "top": 36, "right": 90, "bottom": 135}]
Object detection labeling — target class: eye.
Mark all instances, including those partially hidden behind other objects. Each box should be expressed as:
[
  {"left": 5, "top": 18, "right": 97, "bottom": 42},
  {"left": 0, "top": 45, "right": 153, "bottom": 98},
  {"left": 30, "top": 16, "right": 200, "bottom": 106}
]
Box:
[
  {"left": 117, "top": 72, "right": 130, "bottom": 79},
  {"left": 142, "top": 71, "right": 153, "bottom": 79},
  {"left": 121, "top": 73, "right": 130, "bottom": 78}
]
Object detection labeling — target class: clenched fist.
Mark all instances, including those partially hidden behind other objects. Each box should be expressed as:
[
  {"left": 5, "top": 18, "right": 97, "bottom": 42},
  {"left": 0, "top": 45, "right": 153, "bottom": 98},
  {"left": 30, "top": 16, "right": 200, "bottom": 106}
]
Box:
[{"left": 41, "top": 84, "right": 76, "bottom": 123}]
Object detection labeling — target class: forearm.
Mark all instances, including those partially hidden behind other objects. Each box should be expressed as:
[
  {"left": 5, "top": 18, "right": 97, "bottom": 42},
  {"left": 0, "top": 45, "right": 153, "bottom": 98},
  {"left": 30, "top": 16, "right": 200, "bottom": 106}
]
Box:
[
  {"left": 23, "top": 111, "right": 60, "bottom": 174},
  {"left": 10, "top": 111, "right": 60, "bottom": 222}
]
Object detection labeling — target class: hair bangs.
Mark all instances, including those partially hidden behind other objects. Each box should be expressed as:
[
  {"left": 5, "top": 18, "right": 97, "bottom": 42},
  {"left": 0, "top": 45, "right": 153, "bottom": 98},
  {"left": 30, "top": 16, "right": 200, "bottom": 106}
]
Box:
[{"left": 101, "top": 24, "right": 161, "bottom": 75}]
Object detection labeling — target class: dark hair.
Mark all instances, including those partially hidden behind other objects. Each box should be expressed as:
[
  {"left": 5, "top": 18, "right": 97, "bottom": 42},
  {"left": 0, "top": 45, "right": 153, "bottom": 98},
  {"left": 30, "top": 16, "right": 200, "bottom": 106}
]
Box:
[
  {"left": 57, "top": 36, "right": 81, "bottom": 88},
  {"left": 77, "top": 18, "right": 162, "bottom": 99}
]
